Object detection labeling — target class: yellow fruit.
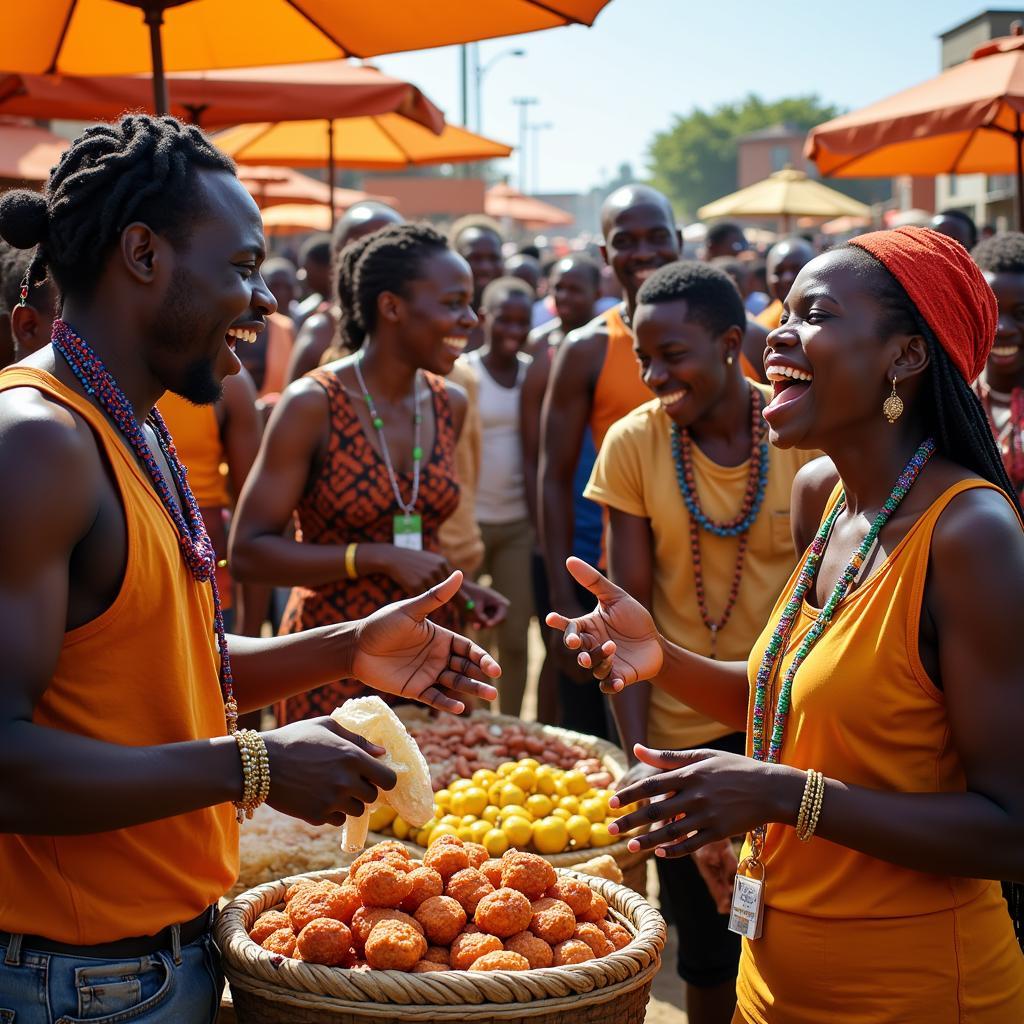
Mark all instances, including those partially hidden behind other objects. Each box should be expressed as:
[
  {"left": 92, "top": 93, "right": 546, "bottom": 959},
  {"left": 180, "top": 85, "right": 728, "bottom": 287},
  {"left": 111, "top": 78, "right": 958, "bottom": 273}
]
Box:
[
  {"left": 391, "top": 816, "right": 410, "bottom": 840},
  {"left": 369, "top": 805, "right": 397, "bottom": 831},
  {"left": 461, "top": 814, "right": 478, "bottom": 827},
  {"left": 518, "top": 758, "right": 540, "bottom": 769},
  {"left": 434, "top": 789, "right": 452, "bottom": 811},
  {"left": 580, "top": 797, "right": 606, "bottom": 824},
  {"left": 526, "top": 793, "right": 553, "bottom": 818},
  {"left": 501, "top": 815, "right": 533, "bottom": 847},
  {"left": 499, "top": 783, "right": 527, "bottom": 808},
  {"left": 508, "top": 766, "right": 536, "bottom": 792},
  {"left": 461, "top": 787, "right": 488, "bottom": 817},
  {"left": 457, "top": 826, "right": 474, "bottom": 841},
  {"left": 534, "top": 773, "right": 557, "bottom": 796},
  {"left": 470, "top": 820, "right": 491, "bottom": 843},
  {"left": 440, "top": 813, "right": 461, "bottom": 827},
  {"left": 483, "top": 827, "right": 510, "bottom": 857},
  {"left": 487, "top": 782, "right": 504, "bottom": 805},
  {"left": 472, "top": 768, "right": 498, "bottom": 788},
  {"left": 563, "top": 770, "right": 589, "bottom": 796},
  {"left": 558, "top": 795, "right": 580, "bottom": 815},
  {"left": 532, "top": 816, "right": 569, "bottom": 854},
  {"left": 448, "top": 791, "right": 467, "bottom": 816},
  {"left": 498, "top": 804, "right": 532, "bottom": 823},
  {"left": 617, "top": 801, "right": 640, "bottom": 816},
  {"left": 449, "top": 779, "right": 473, "bottom": 792},
  {"left": 497, "top": 761, "right": 517, "bottom": 777},
  {"left": 429, "top": 824, "right": 460, "bottom": 845},
  {"left": 565, "top": 814, "right": 593, "bottom": 845},
  {"left": 416, "top": 829, "right": 431, "bottom": 846},
  {"left": 590, "top": 823, "right": 616, "bottom": 847},
  {"left": 482, "top": 804, "right": 501, "bottom": 825},
  {"left": 551, "top": 807, "right": 572, "bottom": 821}
]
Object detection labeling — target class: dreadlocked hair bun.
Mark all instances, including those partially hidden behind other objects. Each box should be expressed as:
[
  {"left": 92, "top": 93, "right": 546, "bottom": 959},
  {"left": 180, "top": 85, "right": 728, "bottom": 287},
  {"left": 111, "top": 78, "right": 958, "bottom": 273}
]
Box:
[
  {"left": 0, "top": 190, "right": 50, "bottom": 250},
  {"left": 4, "top": 113, "right": 234, "bottom": 301},
  {"left": 337, "top": 222, "right": 450, "bottom": 350}
]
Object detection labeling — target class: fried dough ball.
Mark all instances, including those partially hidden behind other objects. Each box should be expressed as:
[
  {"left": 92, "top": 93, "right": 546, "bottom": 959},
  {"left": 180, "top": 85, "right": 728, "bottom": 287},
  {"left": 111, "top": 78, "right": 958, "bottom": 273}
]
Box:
[
  {"left": 423, "top": 839, "right": 470, "bottom": 881},
  {"left": 469, "top": 950, "right": 530, "bottom": 972},
  {"left": 464, "top": 842, "right": 489, "bottom": 869},
  {"left": 481, "top": 859, "right": 504, "bottom": 888},
  {"left": 333, "top": 883, "right": 363, "bottom": 925},
  {"left": 504, "top": 930, "right": 554, "bottom": 969},
  {"left": 573, "top": 922, "right": 613, "bottom": 958},
  {"left": 450, "top": 931, "right": 503, "bottom": 971},
  {"left": 529, "top": 897, "right": 576, "bottom": 944},
  {"left": 596, "top": 918, "right": 631, "bottom": 950},
  {"left": 285, "top": 878, "right": 317, "bottom": 902},
  {"left": 355, "top": 861, "right": 413, "bottom": 909},
  {"left": 288, "top": 881, "right": 355, "bottom": 931},
  {"left": 423, "top": 945, "right": 450, "bottom": 966},
  {"left": 261, "top": 928, "right": 297, "bottom": 957},
  {"left": 579, "top": 891, "right": 609, "bottom": 923},
  {"left": 552, "top": 938, "right": 593, "bottom": 965},
  {"left": 500, "top": 851, "right": 556, "bottom": 900},
  {"left": 349, "top": 842, "right": 412, "bottom": 877},
  {"left": 546, "top": 878, "right": 593, "bottom": 917},
  {"left": 400, "top": 866, "right": 444, "bottom": 913},
  {"left": 412, "top": 960, "right": 450, "bottom": 973},
  {"left": 249, "top": 910, "right": 292, "bottom": 945},
  {"left": 474, "top": 888, "right": 533, "bottom": 938},
  {"left": 351, "top": 907, "right": 424, "bottom": 953},
  {"left": 415, "top": 895, "right": 467, "bottom": 946},
  {"left": 445, "top": 868, "right": 495, "bottom": 916},
  {"left": 296, "top": 918, "right": 354, "bottom": 966},
  {"left": 364, "top": 920, "right": 426, "bottom": 972}
]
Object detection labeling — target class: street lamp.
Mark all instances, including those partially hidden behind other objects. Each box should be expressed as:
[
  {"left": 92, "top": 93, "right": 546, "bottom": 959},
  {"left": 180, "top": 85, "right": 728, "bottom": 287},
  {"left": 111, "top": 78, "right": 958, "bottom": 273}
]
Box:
[
  {"left": 528, "top": 121, "right": 554, "bottom": 194},
  {"left": 512, "top": 97, "right": 539, "bottom": 192},
  {"left": 475, "top": 45, "right": 526, "bottom": 133}
]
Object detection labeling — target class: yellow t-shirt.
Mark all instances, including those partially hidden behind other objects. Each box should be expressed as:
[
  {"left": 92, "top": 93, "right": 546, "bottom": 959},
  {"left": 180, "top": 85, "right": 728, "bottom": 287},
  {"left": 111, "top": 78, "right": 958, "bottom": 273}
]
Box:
[{"left": 584, "top": 387, "right": 817, "bottom": 749}]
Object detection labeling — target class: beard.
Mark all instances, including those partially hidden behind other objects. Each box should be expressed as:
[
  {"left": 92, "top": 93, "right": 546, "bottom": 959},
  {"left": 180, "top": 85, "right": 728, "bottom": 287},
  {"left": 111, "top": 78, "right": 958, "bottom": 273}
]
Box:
[{"left": 151, "top": 265, "right": 224, "bottom": 406}]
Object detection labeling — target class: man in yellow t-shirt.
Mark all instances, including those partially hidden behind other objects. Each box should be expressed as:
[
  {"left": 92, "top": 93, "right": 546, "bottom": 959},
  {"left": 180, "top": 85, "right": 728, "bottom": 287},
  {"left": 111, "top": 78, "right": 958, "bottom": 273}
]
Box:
[{"left": 584, "top": 261, "right": 816, "bottom": 1024}]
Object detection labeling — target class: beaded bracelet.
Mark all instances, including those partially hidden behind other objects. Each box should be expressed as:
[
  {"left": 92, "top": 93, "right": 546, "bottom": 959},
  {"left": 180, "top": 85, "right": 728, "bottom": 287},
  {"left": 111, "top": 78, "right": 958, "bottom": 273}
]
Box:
[
  {"left": 796, "top": 769, "right": 825, "bottom": 842},
  {"left": 795, "top": 768, "right": 816, "bottom": 836},
  {"left": 345, "top": 543, "right": 359, "bottom": 580},
  {"left": 232, "top": 729, "right": 271, "bottom": 823}
]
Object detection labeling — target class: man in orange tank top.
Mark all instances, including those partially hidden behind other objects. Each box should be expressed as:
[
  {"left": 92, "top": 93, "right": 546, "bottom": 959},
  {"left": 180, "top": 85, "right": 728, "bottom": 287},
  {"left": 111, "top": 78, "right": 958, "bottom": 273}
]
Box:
[
  {"left": 539, "top": 184, "right": 680, "bottom": 738},
  {"left": 0, "top": 115, "right": 500, "bottom": 1024}
]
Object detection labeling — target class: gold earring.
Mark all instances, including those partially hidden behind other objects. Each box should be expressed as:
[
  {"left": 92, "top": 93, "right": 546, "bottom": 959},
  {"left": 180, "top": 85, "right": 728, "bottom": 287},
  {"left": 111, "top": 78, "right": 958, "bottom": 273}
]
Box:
[{"left": 883, "top": 377, "right": 904, "bottom": 424}]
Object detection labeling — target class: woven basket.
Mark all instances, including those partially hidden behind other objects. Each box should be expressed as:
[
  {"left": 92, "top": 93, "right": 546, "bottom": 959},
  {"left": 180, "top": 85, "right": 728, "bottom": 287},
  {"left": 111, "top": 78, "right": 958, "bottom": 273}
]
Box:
[
  {"left": 373, "top": 709, "right": 646, "bottom": 876},
  {"left": 216, "top": 868, "right": 666, "bottom": 1024}
]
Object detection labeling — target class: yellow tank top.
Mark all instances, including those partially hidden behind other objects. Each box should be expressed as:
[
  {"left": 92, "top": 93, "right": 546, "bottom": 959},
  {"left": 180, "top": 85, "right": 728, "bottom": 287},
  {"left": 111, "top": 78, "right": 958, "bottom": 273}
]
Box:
[
  {"left": 157, "top": 391, "right": 229, "bottom": 508},
  {"left": 589, "top": 304, "right": 652, "bottom": 451},
  {"left": 743, "top": 479, "right": 1011, "bottom": 918},
  {"left": 0, "top": 367, "right": 238, "bottom": 945}
]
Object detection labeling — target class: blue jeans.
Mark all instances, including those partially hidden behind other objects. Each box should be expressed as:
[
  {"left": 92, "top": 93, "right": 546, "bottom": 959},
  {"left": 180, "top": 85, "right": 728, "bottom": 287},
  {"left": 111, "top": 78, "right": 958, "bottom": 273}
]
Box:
[{"left": 0, "top": 931, "right": 222, "bottom": 1023}]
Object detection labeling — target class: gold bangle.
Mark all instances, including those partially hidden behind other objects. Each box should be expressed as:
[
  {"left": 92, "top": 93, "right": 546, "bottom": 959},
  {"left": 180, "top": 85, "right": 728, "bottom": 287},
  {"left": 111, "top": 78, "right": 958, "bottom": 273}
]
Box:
[
  {"left": 345, "top": 542, "right": 359, "bottom": 580},
  {"left": 797, "top": 770, "right": 825, "bottom": 842},
  {"left": 795, "top": 767, "right": 816, "bottom": 837},
  {"left": 232, "top": 729, "right": 271, "bottom": 824}
]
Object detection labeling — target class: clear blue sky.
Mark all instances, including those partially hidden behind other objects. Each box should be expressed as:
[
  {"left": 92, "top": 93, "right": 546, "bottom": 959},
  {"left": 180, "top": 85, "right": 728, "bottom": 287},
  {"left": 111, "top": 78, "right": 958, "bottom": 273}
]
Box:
[{"left": 373, "top": 0, "right": 1013, "bottom": 194}]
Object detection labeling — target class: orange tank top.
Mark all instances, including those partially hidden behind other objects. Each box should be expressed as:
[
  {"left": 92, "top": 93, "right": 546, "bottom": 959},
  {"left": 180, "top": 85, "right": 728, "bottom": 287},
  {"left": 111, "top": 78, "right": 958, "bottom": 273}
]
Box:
[
  {"left": 589, "top": 304, "right": 652, "bottom": 450},
  {"left": 0, "top": 367, "right": 238, "bottom": 945},
  {"left": 743, "top": 479, "right": 1013, "bottom": 919},
  {"left": 157, "top": 391, "right": 229, "bottom": 508}
]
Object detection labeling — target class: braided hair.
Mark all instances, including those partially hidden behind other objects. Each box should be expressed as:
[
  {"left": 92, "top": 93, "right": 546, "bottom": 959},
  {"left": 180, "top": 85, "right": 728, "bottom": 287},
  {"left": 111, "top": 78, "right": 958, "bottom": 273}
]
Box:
[
  {"left": 337, "top": 223, "right": 450, "bottom": 350},
  {"left": 0, "top": 114, "right": 234, "bottom": 302}
]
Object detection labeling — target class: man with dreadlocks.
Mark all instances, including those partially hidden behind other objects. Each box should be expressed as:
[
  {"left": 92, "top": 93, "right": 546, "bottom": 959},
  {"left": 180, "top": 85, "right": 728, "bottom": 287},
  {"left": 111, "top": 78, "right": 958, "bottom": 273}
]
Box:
[
  {"left": 548, "top": 227, "right": 1024, "bottom": 1021},
  {"left": 0, "top": 115, "right": 500, "bottom": 1021}
]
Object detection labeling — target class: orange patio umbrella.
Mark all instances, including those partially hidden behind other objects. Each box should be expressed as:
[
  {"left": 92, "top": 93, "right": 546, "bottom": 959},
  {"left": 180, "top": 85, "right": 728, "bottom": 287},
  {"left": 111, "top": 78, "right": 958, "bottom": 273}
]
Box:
[
  {"left": 236, "top": 166, "right": 397, "bottom": 211},
  {"left": 0, "top": 118, "right": 68, "bottom": 183},
  {"left": 485, "top": 183, "right": 573, "bottom": 227},
  {"left": 806, "top": 29, "right": 1024, "bottom": 228},
  {"left": 0, "top": 61, "right": 443, "bottom": 132},
  {"left": 3, "top": 1, "right": 612, "bottom": 115}
]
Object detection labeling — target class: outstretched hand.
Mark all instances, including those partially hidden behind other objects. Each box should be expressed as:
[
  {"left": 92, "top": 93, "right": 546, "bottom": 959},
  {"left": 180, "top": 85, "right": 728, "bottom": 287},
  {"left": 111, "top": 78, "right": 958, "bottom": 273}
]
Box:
[
  {"left": 352, "top": 571, "right": 501, "bottom": 714},
  {"left": 544, "top": 557, "right": 663, "bottom": 691}
]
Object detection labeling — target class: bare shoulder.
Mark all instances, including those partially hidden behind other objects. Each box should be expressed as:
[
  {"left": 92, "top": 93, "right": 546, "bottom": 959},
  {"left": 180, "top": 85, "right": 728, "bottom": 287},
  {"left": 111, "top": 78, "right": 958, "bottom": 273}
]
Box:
[
  {"left": 527, "top": 320, "right": 559, "bottom": 353},
  {"left": 930, "top": 484, "right": 1024, "bottom": 576},
  {"left": 265, "top": 371, "right": 332, "bottom": 437},
  {"left": 443, "top": 377, "right": 468, "bottom": 417},
  {"left": 790, "top": 455, "right": 840, "bottom": 553},
  {"left": 549, "top": 314, "right": 610, "bottom": 390}
]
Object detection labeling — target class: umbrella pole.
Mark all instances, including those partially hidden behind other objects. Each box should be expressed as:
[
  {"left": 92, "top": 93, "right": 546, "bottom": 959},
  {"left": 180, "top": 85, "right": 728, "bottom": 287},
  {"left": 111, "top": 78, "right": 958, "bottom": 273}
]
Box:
[
  {"left": 327, "top": 119, "right": 336, "bottom": 231},
  {"left": 1017, "top": 112, "right": 1024, "bottom": 233},
  {"left": 142, "top": 3, "right": 170, "bottom": 116}
]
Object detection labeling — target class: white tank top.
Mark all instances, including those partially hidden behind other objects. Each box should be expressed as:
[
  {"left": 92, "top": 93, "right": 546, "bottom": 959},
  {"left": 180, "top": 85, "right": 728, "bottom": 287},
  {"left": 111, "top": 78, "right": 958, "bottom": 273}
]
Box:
[{"left": 465, "top": 350, "right": 530, "bottom": 524}]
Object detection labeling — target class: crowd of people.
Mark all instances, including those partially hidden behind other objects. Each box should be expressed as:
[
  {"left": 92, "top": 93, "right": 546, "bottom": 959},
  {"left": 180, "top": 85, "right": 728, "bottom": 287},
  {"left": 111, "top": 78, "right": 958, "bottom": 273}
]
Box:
[{"left": 0, "top": 112, "right": 1022, "bottom": 1024}]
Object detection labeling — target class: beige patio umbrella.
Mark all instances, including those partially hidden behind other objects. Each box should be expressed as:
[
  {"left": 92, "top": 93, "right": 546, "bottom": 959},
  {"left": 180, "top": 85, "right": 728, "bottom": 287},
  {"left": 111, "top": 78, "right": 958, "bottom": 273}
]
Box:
[{"left": 698, "top": 168, "right": 871, "bottom": 232}]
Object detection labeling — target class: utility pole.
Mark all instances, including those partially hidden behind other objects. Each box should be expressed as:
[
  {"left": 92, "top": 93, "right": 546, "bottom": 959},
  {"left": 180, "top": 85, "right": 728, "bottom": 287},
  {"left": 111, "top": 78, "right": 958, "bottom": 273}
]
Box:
[
  {"left": 512, "top": 97, "right": 538, "bottom": 192},
  {"left": 528, "top": 122, "right": 554, "bottom": 195}
]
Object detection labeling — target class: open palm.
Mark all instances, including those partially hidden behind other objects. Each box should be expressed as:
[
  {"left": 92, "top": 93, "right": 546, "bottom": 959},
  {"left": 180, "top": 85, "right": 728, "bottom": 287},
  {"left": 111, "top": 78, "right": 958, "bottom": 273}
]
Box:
[
  {"left": 545, "top": 557, "right": 664, "bottom": 692},
  {"left": 352, "top": 571, "right": 501, "bottom": 714}
]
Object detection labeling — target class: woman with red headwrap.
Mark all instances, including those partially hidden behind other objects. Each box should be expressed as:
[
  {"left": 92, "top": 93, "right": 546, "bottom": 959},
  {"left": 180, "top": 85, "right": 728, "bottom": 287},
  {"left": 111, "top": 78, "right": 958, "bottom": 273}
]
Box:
[{"left": 547, "top": 227, "right": 1024, "bottom": 1022}]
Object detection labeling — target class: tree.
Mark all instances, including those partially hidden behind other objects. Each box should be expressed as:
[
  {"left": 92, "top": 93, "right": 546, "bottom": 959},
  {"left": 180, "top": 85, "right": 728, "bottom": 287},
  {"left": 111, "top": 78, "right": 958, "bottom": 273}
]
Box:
[{"left": 648, "top": 94, "right": 844, "bottom": 218}]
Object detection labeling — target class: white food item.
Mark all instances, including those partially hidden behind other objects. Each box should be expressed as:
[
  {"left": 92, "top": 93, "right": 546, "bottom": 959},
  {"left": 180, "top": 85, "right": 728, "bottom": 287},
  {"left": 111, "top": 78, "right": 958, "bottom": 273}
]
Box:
[{"left": 331, "top": 697, "right": 434, "bottom": 852}]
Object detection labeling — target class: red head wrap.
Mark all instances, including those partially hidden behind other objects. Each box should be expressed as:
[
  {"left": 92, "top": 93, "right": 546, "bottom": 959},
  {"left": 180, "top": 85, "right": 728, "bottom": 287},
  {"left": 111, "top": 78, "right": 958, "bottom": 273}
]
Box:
[{"left": 848, "top": 226, "right": 996, "bottom": 384}]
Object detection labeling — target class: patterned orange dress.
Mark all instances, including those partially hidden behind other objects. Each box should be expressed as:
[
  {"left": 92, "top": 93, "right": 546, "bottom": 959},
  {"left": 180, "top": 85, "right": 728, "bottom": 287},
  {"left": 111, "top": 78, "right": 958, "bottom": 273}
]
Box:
[{"left": 277, "top": 367, "right": 461, "bottom": 724}]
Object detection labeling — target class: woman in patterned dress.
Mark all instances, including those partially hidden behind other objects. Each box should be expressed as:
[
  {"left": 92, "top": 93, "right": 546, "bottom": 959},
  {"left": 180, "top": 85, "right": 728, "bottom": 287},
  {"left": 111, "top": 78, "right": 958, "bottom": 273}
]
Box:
[{"left": 231, "top": 224, "right": 507, "bottom": 723}]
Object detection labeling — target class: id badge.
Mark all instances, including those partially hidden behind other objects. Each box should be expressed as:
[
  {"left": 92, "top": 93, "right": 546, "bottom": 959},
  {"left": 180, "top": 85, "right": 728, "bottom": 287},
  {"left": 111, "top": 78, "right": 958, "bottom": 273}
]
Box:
[
  {"left": 393, "top": 514, "right": 423, "bottom": 551},
  {"left": 728, "top": 872, "right": 765, "bottom": 940}
]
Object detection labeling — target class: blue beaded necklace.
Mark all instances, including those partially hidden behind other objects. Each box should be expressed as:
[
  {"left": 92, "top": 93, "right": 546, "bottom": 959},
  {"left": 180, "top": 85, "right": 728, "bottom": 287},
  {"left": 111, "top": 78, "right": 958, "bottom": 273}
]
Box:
[{"left": 51, "top": 319, "right": 238, "bottom": 734}]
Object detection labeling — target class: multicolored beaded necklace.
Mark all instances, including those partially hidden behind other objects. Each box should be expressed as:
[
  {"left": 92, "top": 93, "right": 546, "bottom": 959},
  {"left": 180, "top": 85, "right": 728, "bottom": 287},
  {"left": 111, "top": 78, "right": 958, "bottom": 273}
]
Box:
[
  {"left": 975, "top": 381, "right": 1024, "bottom": 498},
  {"left": 51, "top": 319, "right": 238, "bottom": 734},
  {"left": 746, "top": 438, "right": 935, "bottom": 860},
  {"left": 670, "top": 385, "right": 769, "bottom": 657}
]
